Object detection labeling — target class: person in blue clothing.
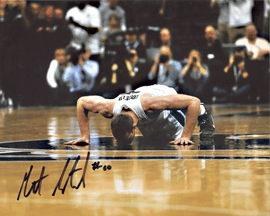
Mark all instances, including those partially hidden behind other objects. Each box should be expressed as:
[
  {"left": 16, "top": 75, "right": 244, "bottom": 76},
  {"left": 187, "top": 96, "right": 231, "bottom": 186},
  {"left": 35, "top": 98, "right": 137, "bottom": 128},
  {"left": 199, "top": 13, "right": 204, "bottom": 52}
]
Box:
[
  {"left": 148, "top": 45, "right": 182, "bottom": 92},
  {"left": 178, "top": 49, "right": 210, "bottom": 102},
  {"left": 62, "top": 45, "right": 99, "bottom": 95}
]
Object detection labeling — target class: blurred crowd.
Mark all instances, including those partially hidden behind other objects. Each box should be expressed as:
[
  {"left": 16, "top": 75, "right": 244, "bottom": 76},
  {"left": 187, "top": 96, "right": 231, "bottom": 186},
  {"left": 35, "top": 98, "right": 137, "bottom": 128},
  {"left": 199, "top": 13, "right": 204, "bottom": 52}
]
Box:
[{"left": 0, "top": 0, "right": 269, "bottom": 108}]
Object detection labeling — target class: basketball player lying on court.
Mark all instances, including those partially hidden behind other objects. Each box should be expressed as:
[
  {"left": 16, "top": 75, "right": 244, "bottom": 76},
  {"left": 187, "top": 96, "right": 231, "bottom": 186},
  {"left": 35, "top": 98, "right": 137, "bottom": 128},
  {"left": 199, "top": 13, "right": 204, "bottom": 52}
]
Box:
[{"left": 65, "top": 85, "right": 215, "bottom": 145}]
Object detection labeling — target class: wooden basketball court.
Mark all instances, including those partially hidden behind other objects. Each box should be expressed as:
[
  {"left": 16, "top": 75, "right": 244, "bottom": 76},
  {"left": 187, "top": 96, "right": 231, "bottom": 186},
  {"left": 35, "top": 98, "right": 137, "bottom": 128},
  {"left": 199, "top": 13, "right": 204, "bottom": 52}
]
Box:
[{"left": 0, "top": 104, "right": 269, "bottom": 216}]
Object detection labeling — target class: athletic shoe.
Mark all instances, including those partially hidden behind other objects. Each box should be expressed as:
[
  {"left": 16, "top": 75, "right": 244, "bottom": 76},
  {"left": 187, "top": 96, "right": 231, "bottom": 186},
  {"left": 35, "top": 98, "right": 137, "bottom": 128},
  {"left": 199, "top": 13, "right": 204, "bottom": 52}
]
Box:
[{"left": 198, "top": 104, "right": 215, "bottom": 139}]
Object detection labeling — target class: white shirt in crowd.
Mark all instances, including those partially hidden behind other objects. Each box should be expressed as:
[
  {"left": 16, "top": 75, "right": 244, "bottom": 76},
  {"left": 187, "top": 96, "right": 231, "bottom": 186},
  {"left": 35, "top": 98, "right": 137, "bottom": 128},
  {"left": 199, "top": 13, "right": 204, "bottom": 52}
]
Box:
[
  {"left": 235, "top": 37, "right": 270, "bottom": 60},
  {"left": 65, "top": 5, "right": 101, "bottom": 55},
  {"left": 229, "top": 0, "right": 253, "bottom": 27}
]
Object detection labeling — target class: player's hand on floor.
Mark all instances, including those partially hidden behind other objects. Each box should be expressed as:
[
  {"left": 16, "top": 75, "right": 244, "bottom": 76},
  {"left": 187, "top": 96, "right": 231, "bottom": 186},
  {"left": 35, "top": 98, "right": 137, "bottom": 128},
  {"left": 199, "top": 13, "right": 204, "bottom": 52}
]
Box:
[
  {"left": 64, "top": 137, "right": 90, "bottom": 145},
  {"left": 169, "top": 137, "right": 194, "bottom": 145}
]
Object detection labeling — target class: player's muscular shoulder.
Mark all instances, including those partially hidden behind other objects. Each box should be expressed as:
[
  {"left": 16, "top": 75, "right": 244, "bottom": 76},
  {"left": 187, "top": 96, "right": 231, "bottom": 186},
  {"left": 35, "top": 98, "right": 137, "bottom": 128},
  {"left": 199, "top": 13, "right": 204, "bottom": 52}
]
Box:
[
  {"left": 140, "top": 93, "right": 159, "bottom": 112},
  {"left": 141, "top": 93, "right": 170, "bottom": 112},
  {"left": 81, "top": 96, "right": 110, "bottom": 113}
]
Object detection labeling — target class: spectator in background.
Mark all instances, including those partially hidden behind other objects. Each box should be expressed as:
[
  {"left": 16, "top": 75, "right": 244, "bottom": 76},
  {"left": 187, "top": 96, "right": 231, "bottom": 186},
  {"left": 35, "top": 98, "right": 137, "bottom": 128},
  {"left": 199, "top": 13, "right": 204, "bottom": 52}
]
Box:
[
  {"left": 210, "top": 0, "right": 230, "bottom": 44},
  {"left": 199, "top": 25, "right": 227, "bottom": 98},
  {"left": 46, "top": 48, "right": 70, "bottom": 105},
  {"left": 211, "top": 0, "right": 254, "bottom": 43},
  {"left": 26, "top": 3, "right": 61, "bottom": 105},
  {"left": 51, "top": 6, "right": 72, "bottom": 49},
  {"left": 148, "top": 45, "right": 182, "bottom": 92},
  {"left": 100, "top": 49, "right": 151, "bottom": 98},
  {"left": 179, "top": 50, "right": 210, "bottom": 102},
  {"left": 36, "top": 4, "right": 55, "bottom": 31},
  {"left": 228, "top": 0, "right": 254, "bottom": 43},
  {"left": 124, "top": 49, "right": 152, "bottom": 90},
  {"left": 212, "top": 47, "right": 251, "bottom": 103},
  {"left": 159, "top": 27, "right": 183, "bottom": 61},
  {"left": 100, "top": 13, "right": 122, "bottom": 46},
  {"left": 200, "top": 26, "right": 226, "bottom": 67},
  {"left": 124, "top": 27, "right": 147, "bottom": 63},
  {"left": 34, "top": 4, "right": 56, "bottom": 52},
  {"left": 47, "top": 48, "right": 68, "bottom": 89},
  {"left": 1, "top": 0, "right": 30, "bottom": 107},
  {"left": 65, "top": 1, "right": 101, "bottom": 63},
  {"left": 26, "top": 1, "right": 41, "bottom": 27},
  {"left": 99, "top": 0, "right": 126, "bottom": 31},
  {"left": 62, "top": 45, "right": 99, "bottom": 103},
  {"left": 98, "top": 13, "right": 125, "bottom": 90},
  {"left": 235, "top": 24, "right": 270, "bottom": 60}
]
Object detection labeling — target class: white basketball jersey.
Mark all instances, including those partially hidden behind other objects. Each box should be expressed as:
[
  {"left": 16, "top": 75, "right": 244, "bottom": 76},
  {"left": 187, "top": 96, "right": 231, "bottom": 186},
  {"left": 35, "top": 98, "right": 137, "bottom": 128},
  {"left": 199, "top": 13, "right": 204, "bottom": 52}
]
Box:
[{"left": 113, "top": 85, "right": 184, "bottom": 141}]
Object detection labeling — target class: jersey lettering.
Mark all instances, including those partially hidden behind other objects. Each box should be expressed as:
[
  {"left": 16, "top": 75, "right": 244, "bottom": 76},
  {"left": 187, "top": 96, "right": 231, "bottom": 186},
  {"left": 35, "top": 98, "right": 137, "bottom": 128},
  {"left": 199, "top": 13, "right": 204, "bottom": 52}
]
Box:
[{"left": 118, "top": 91, "right": 140, "bottom": 101}]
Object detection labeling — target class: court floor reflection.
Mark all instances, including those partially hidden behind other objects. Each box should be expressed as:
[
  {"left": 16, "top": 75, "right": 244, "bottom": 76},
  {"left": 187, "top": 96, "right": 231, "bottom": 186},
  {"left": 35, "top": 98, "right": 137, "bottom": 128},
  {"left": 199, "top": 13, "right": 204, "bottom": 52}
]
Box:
[
  {"left": 0, "top": 134, "right": 269, "bottom": 161},
  {"left": 0, "top": 134, "right": 269, "bottom": 150}
]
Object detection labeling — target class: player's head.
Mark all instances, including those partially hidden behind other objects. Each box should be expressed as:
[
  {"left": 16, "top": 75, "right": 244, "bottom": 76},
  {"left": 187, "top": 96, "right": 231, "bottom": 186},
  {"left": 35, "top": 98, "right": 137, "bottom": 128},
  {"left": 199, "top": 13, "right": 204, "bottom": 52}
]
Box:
[{"left": 111, "top": 114, "right": 135, "bottom": 145}]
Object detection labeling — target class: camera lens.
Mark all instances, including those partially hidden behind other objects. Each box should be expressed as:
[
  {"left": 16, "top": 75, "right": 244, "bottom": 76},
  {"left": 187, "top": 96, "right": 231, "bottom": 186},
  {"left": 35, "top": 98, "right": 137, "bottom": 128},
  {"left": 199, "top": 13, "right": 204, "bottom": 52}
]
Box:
[{"left": 192, "top": 57, "right": 197, "bottom": 62}]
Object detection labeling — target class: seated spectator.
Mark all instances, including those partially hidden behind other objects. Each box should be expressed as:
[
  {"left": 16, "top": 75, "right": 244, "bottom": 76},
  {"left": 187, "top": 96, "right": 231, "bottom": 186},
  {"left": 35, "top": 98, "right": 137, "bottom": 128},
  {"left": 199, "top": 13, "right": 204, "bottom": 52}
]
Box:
[
  {"left": 65, "top": 1, "right": 102, "bottom": 63},
  {"left": 46, "top": 48, "right": 70, "bottom": 105},
  {"left": 100, "top": 13, "right": 122, "bottom": 43},
  {"left": 200, "top": 25, "right": 227, "bottom": 70},
  {"left": 124, "top": 49, "right": 152, "bottom": 90},
  {"left": 47, "top": 48, "right": 68, "bottom": 89},
  {"left": 35, "top": 4, "right": 55, "bottom": 32},
  {"left": 124, "top": 27, "right": 147, "bottom": 63},
  {"left": 199, "top": 25, "right": 227, "bottom": 93},
  {"left": 159, "top": 27, "right": 183, "bottom": 61},
  {"left": 100, "top": 13, "right": 123, "bottom": 56},
  {"left": 148, "top": 45, "right": 182, "bottom": 92},
  {"left": 178, "top": 50, "right": 210, "bottom": 101},
  {"left": 62, "top": 45, "right": 99, "bottom": 100},
  {"left": 212, "top": 47, "right": 251, "bottom": 103},
  {"left": 235, "top": 24, "right": 270, "bottom": 60},
  {"left": 99, "top": 0, "right": 126, "bottom": 31},
  {"left": 99, "top": 49, "right": 152, "bottom": 98}
]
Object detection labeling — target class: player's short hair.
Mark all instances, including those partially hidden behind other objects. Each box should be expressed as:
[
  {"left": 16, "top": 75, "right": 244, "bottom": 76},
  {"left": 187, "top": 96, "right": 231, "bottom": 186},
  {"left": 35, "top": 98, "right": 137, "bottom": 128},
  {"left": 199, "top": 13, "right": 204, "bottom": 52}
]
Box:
[{"left": 111, "top": 114, "right": 134, "bottom": 144}]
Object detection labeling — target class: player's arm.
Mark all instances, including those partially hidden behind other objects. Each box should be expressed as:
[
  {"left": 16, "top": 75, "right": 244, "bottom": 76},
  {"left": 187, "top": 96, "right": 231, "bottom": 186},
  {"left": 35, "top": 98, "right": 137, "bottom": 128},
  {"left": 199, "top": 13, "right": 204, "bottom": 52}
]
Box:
[
  {"left": 144, "top": 94, "right": 201, "bottom": 144},
  {"left": 64, "top": 96, "right": 105, "bottom": 145}
]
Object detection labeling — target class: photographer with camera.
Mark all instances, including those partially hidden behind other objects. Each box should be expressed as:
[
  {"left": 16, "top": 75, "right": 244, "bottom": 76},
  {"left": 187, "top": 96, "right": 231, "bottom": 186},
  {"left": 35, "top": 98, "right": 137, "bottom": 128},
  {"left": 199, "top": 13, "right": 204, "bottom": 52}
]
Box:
[
  {"left": 148, "top": 45, "right": 182, "bottom": 92},
  {"left": 99, "top": 49, "right": 151, "bottom": 99},
  {"left": 62, "top": 44, "right": 99, "bottom": 104},
  {"left": 212, "top": 47, "right": 251, "bottom": 103},
  {"left": 178, "top": 50, "right": 210, "bottom": 102}
]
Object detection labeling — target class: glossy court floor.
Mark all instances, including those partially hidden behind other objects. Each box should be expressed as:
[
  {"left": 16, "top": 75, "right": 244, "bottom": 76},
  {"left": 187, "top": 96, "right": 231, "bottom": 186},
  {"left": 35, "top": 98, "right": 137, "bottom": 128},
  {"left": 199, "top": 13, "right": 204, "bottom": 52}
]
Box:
[{"left": 0, "top": 104, "right": 269, "bottom": 216}]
